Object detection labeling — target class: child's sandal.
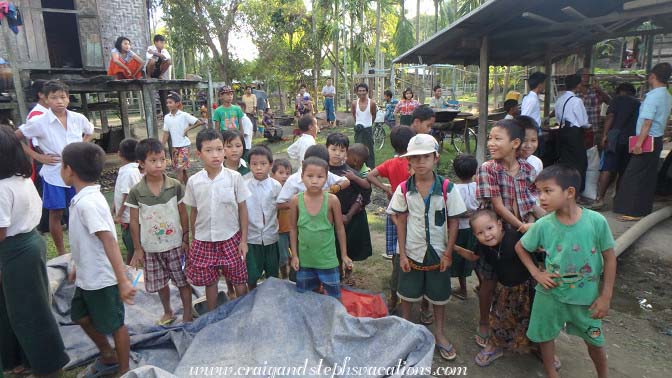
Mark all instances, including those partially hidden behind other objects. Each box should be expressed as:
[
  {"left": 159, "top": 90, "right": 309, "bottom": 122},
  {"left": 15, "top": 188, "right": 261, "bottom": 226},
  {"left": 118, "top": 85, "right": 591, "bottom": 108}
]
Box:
[
  {"left": 475, "top": 326, "right": 491, "bottom": 348},
  {"left": 475, "top": 348, "right": 503, "bottom": 367}
]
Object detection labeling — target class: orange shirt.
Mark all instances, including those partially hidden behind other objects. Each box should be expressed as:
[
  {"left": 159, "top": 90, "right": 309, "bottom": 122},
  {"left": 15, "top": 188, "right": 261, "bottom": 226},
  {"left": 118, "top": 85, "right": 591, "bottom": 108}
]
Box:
[{"left": 278, "top": 208, "right": 291, "bottom": 233}]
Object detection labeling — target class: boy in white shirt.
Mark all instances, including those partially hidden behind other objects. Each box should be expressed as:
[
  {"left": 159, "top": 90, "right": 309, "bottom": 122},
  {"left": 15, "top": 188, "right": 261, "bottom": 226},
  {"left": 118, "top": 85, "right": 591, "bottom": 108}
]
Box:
[
  {"left": 245, "top": 146, "right": 282, "bottom": 289},
  {"left": 184, "top": 129, "right": 251, "bottom": 311},
  {"left": 237, "top": 101, "right": 254, "bottom": 151},
  {"left": 112, "top": 138, "right": 142, "bottom": 264},
  {"left": 145, "top": 34, "right": 172, "bottom": 79},
  {"left": 60, "top": 142, "right": 136, "bottom": 376},
  {"left": 287, "top": 115, "right": 318, "bottom": 164},
  {"left": 276, "top": 144, "right": 350, "bottom": 205},
  {"left": 15, "top": 80, "right": 94, "bottom": 256},
  {"left": 161, "top": 92, "right": 204, "bottom": 185}
]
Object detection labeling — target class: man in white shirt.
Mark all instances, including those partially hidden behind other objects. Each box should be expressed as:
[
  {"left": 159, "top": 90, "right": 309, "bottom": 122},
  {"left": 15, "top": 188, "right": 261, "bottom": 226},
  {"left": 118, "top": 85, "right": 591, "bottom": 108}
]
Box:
[
  {"left": 554, "top": 74, "right": 589, "bottom": 191},
  {"left": 321, "top": 78, "right": 336, "bottom": 127},
  {"left": 521, "top": 72, "right": 546, "bottom": 128},
  {"left": 15, "top": 81, "right": 94, "bottom": 256},
  {"left": 351, "top": 83, "right": 377, "bottom": 168}
]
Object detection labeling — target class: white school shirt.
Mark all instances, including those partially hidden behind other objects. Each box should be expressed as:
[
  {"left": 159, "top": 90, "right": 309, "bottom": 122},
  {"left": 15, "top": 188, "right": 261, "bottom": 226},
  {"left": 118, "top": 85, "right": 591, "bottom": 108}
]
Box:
[
  {"left": 113, "top": 162, "right": 142, "bottom": 224},
  {"left": 521, "top": 91, "right": 542, "bottom": 128},
  {"left": 68, "top": 185, "right": 118, "bottom": 290},
  {"left": 19, "top": 109, "right": 94, "bottom": 187},
  {"left": 555, "top": 91, "right": 589, "bottom": 128},
  {"left": 245, "top": 176, "right": 282, "bottom": 245},
  {"left": 163, "top": 110, "right": 198, "bottom": 148},
  {"left": 240, "top": 114, "right": 253, "bottom": 150},
  {"left": 183, "top": 167, "right": 251, "bottom": 242},
  {"left": 287, "top": 134, "right": 315, "bottom": 163},
  {"left": 455, "top": 182, "right": 478, "bottom": 230},
  {"left": 0, "top": 176, "right": 42, "bottom": 237},
  {"left": 145, "top": 45, "right": 172, "bottom": 79},
  {"left": 526, "top": 155, "right": 543, "bottom": 179},
  {"left": 276, "top": 168, "right": 345, "bottom": 204},
  {"left": 504, "top": 114, "right": 514, "bottom": 120}
]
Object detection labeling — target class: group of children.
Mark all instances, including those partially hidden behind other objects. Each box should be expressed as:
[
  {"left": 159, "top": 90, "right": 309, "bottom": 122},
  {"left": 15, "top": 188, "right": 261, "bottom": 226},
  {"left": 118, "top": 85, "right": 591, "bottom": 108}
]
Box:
[{"left": 0, "top": 76, "right": 616, "bottom": 377}]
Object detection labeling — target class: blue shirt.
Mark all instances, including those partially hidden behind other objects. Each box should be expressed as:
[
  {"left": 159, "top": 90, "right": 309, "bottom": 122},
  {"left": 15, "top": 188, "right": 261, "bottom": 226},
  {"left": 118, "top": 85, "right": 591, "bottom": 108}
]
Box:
[
  {"left": 636, "top": 87, "right": 672, "bottom": 137},
  {"left": 385, "top": 99, "right": 399, "bottom": 122}
]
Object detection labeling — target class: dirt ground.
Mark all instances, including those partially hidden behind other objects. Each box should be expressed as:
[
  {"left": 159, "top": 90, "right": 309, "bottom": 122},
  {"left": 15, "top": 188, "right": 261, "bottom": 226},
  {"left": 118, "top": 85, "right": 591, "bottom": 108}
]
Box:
[{"left": 66, "top": 119, "right": 672, "bottom": 377}]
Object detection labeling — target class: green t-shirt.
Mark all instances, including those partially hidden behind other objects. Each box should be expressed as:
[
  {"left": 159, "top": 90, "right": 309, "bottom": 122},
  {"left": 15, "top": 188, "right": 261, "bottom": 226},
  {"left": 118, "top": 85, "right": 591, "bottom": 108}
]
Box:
[
  {"left": 213, "top": 105, "right": 244, "bottom": 130},
  {"left": 520, "top": 209, "right": 615, "bottom": 305}
]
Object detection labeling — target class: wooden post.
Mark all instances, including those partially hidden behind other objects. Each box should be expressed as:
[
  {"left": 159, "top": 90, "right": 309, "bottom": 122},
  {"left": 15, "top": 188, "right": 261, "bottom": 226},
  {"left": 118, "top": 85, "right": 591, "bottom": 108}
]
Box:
[
  {"left": 544, "top": 53, "right": 552, "bottom": 124},
  {"left": 100, "top": 93, "right": 109, "bottom": 134},
  {"left": 1, "top": 22, "right": 28, "bottom": 121},
  {"left": 118, "top": 91, "right": 131, "bottom": 139},
  {"left": 142, "top": 84, "right": 157, "bottom": 138},
  {"left": 207, "top": 71, "right": 214, "bottom": 128},
  {"left": 476, "top": 36, "right": 489, "bottom": 163}
]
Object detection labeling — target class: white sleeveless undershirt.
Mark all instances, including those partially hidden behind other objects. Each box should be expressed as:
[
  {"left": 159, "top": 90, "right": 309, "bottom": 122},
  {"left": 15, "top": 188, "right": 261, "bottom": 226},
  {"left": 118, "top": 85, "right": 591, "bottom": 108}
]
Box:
[{"left": 355, "top": 98, "right": 373, "bottom": 127}]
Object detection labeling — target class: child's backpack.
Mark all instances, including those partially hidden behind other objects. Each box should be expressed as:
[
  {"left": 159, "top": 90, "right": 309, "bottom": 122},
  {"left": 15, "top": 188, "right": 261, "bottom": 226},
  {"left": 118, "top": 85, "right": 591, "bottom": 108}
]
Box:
[{"left": 399, "top": 176, "right": 453, "bottom": 203}]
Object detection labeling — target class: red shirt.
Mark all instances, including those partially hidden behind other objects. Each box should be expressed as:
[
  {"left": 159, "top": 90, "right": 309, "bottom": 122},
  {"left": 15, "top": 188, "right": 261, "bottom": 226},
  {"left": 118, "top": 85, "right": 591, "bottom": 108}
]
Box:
[{"left": 375, "top": 156, "right": 410, "bottom": 191}]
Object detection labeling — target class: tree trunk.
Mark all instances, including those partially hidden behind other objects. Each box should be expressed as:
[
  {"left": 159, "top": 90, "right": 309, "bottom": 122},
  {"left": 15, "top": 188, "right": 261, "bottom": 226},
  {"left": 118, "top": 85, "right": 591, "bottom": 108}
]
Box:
[
  {"left": 434, "top": 0, "right": 439, "bottom": 32},
  {"left": 375, "top": 0, "right": 381, "bottom": 99},
  {"left": 503, "top": 66, "right": 511, "bottom": 102},
  {"left": 312, "top": 0, "right": 319, "bottom": 99},
  {"left": 415, "top": 0, "right": 420, "bottom": 43},
  {"left": 334, "top": 0, "right": 340, "bottom": 110}
]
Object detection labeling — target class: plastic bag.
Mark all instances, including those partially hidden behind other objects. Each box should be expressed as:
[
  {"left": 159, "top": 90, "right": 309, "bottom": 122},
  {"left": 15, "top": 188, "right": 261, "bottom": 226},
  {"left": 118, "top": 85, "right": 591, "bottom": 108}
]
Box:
[{"left": 581, "top": 146, "right": 600, "bottom": 200}]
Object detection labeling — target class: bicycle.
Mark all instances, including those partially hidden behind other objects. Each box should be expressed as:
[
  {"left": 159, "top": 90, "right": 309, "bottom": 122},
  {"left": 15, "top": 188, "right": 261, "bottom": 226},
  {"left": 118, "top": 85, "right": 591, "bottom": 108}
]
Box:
[
  {"left": 449, "top": 121, "right": 478, "bottom": 155},
  {"left": 372, "top": 108, "right": 388, "bottom": 150}
]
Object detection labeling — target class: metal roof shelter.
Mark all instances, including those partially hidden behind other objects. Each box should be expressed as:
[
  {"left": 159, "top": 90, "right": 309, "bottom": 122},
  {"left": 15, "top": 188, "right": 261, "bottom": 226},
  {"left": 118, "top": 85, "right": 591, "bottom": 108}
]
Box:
[{"left": 393, "top": 0, "right": 672, "bottom": 161}]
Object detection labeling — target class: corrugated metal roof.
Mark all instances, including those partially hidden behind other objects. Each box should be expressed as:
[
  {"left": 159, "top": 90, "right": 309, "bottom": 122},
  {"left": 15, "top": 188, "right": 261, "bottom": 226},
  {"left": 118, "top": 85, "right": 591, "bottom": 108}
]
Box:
[{"left": 394, "top": 0, "right": 672, "bottom": 66}]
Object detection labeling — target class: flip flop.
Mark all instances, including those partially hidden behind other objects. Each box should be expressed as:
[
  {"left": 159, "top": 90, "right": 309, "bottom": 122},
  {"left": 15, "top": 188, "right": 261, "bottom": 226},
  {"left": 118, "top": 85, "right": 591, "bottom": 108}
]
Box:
[
  {"left": 475, "top": 347, "right": 503, "bottom": 367},
  {"left": 156, "top": 316, "right": 177, "bottom": 326},
  {"left": 81, "top": 357, "right": 119, "bottom": 378},
  {"left": 617, "top": 215, "right": 642, "bottom": 222},
  {"left": 420, "top": 310, "right": 433, "bottom": 325},
  {"left": 475, "top": 326, "right": 491, "bottom": 348},
  {"left": 437, "top": 343, "right": 457, "bottom": 361},
  {"left": 531, "top": 349, "right": 562, "bottom": 371}
]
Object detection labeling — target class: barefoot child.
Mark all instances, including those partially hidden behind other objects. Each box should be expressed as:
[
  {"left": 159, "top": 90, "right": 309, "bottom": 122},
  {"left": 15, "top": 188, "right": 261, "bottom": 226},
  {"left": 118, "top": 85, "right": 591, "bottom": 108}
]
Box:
[
  {"left": 516, "top": 165, "right": 616, "bottom": 378},
  {"left": 271, "top": 158, "right": 292, "bottom": 279},
  {"left": 451, "top": 154, "right": 479, "bottom": 300},
  {"left": 126, "top": 138, "right": 193, "bottom": 324},
  {"left": 326, "top": 133, "right": 373, "bottom": 264},
  {"left": 0, "top": 126, "right": 69, "bottom": 376},
  {"left": 453, "top": 210, "right": 536, "bottom": 367},
  {"left": 184, "top": 129, "right": 250, "bottom": 310},
  {"left": 388, "top": 134, "right": 466, "bottom": 361},
  {"left": 289, "top": 157, "right": 352, "bottom": 300},
  {"left": 245, "top": 146, "right": 282, "bottom": 289},
  {"left": 161, "top": 92, "right": 204, "bottom": 185},
  {"left": 222, "top": 129, "right": 250, "bottom": 177},
  {"left": 368, "top": 126, "right": 415, "bottom": 311},
  {"left": 113, "top": 139, "right": 142, "bottom": 264},
  {"left": 15, "top": 80, "right": 94, "bottom": 256},
  {"left": 475, "top": 119, "right": 544, "bottom": 348},
  {"left": 61, "top": 142, "right": 136, "bottom": 376}
]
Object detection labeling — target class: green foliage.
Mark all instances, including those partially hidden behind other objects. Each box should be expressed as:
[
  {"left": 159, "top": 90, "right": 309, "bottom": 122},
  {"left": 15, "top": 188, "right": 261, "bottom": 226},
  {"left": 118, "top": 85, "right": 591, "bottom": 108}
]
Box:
[{"left": 394, "top": 17, "right": 415, "bottom": 56}]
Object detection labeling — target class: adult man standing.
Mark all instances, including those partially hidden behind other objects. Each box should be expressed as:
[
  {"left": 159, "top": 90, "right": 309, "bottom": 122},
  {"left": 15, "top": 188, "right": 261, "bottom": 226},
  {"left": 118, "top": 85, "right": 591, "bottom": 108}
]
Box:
[
  {"left": 554, "top": 74, "right": 590, "bottom": 192},
  {"left": 322, "top": 78, "right": 336, "bottom": 128},
  {"left": 521, "top": 72, "right": 546, "bottom": 130},
  {"left": 253, "top": 84, "right": 268, "bottom": 118},
  {"left": 576, "top": 68, "right": 611, "bottom": 147},
  {"left": 351, "top": 83, "right": 377, "bottom": 169}
]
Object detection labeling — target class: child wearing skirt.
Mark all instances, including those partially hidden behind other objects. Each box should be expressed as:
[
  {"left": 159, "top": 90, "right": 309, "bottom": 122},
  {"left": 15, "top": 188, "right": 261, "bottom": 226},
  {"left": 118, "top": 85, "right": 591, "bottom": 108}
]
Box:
[
  {"left": 0, "top": 126, "right": 69, "bottom": 376},
  {"left": 451, "top": 154, "right": 479, "bottom": 299},
  {"left": 454, "top": 209, "right": 537, "bottom": 367}
]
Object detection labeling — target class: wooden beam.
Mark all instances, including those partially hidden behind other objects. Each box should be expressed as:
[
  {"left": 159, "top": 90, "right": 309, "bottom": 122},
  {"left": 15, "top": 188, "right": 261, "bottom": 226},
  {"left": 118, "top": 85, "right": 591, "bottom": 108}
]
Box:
[
  {"left": 562, "top": 6, "right": 609, "bottom": 33},
  {"left": 1, "top": 22, "right": 28, "bottom": 121},
  {"left": 477, "top": 36, "right": 489, "bottom": 164},
  {"left": 544, "top": 53, "right": 552, "bottom": 123},
  {"left": 141, "top": 86, "right": 157, "bottom": 139},
  {"left": 522, "top": 12, "right": 558, "bottom": 25},
  {"left": 118, "top": 91, "right": 131, "bottom": 139},
  {"left": 623, "top": 0, "right": 672, "bottom": 11}
]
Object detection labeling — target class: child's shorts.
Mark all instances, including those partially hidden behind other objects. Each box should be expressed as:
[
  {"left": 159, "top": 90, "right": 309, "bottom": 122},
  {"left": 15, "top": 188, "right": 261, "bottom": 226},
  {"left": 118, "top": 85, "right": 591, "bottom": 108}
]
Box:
[
  {"left": 71, "top": 285, "right": 125, "bottom": 335},
  {"left": 397, "top": 257, "right": 452, "bottom": 305},
  {"left": 527, "top": 291, "right": 605, "bottom": 347},
  {"left": 277, "top": 232, "right": 290, "bottom": 266},
  {"left": 246, "top": 242, "right": 280, "bottom": 285},
  {"left": 186, "top": 232, "right": 247, "bottom": 286},
  {"left": 42, "top": 181, "right": 76, "bottom": 210},
  {"left": 296, "top": 267, "right": 341, "bottom": 299},
  {"left": 145, "top": 247, "right": 188, "bottom": 292},
  {"left": 171, "top": 147, "right": 191, "bottom": 170}
]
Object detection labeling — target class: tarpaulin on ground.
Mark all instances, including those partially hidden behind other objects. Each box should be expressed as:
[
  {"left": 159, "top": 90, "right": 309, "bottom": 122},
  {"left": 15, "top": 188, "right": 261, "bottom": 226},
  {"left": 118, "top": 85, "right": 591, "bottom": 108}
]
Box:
[{"left": 46, "top": 256, "right": 435, "bottom": 377}]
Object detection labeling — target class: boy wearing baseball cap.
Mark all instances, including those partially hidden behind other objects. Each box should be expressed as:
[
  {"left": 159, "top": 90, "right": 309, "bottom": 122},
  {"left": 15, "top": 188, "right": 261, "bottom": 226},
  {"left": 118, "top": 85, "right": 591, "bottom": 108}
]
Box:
[
  {"left": 387, "top": 134, "right": 466, "bottom": 361},
  {"left": 213, "top": 86, "right": 245, "bottom": 132}
]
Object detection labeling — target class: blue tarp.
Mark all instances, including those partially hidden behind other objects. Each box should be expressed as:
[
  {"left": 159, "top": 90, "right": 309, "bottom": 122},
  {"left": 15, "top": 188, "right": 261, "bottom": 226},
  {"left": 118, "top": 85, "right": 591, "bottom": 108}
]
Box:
[{"left": 47, "top": 256, "right": 435, "bottom": 377}]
